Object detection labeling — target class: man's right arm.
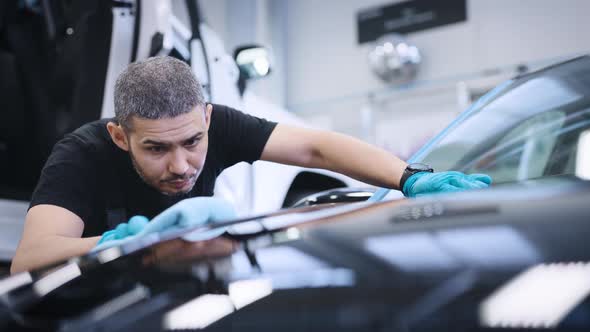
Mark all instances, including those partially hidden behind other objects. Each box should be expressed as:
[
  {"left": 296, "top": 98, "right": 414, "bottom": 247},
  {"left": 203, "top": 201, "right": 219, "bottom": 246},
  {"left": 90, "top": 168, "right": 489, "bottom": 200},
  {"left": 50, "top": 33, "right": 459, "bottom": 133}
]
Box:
[{"left": 10, "top": 205, "right": 100, "bottom": 274}]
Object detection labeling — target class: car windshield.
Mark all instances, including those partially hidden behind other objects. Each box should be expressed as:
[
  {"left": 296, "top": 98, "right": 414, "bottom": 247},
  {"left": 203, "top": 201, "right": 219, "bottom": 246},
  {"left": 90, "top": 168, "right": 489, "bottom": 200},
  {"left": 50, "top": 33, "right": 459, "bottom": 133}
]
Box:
[{"left": 411, "top": 56, "right": 590, "bottom": 184}]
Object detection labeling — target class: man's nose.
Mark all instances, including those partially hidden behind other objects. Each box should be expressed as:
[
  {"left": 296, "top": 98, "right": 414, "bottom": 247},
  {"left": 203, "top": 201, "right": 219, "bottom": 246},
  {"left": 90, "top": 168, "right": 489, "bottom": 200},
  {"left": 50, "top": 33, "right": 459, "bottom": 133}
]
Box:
[{"left": 168, "top": 149, "right": 190, "bottom": 175}]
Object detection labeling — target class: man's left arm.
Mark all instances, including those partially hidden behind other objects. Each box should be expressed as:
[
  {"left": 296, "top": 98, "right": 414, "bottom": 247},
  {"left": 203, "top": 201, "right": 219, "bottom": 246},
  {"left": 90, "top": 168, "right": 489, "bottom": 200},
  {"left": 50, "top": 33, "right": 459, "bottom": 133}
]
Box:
[{"left": 260, "top": 124, "right": 408, "bottom": 190}]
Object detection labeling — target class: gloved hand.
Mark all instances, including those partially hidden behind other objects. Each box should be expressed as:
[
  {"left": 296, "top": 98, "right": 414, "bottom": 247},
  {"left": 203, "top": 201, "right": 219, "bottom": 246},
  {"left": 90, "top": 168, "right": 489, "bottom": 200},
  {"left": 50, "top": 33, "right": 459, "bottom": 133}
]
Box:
[
  {"left": 93, "top": 197, "right": 236, "bottom": 252},
  {"left": 403, "top": 171, "right": 492, "bottom": 198},
  {"left": 96, "top": 215, "right": 149, "bottom": 246},
  {"left": 136, "top": 196, "right": 236, "bottom": 239}
]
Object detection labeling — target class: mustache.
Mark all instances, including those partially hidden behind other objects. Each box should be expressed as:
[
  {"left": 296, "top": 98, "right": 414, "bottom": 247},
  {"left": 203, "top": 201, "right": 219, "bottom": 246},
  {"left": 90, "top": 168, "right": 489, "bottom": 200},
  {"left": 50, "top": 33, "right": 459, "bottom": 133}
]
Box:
[{"left": 162, "top": 172, "right": 197, "bottom": 183}]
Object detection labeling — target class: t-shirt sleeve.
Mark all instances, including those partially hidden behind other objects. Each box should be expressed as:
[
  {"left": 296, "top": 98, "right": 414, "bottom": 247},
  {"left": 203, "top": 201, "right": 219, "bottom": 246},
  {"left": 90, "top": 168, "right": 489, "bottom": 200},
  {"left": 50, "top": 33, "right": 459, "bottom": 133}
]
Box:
[
  {"left": 29, "top": 135, "right": 101, "bottom": 224},
  {"left": 210, "top": 104, "right": 278, "bottom": 168}
]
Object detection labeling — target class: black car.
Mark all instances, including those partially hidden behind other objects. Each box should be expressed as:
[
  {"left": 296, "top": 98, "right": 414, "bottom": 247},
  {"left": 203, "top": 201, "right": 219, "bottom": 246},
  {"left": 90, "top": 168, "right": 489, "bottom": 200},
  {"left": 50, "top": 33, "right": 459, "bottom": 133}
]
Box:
[{"left": 1, "top": 57, "right": 590, "bottom": 331}]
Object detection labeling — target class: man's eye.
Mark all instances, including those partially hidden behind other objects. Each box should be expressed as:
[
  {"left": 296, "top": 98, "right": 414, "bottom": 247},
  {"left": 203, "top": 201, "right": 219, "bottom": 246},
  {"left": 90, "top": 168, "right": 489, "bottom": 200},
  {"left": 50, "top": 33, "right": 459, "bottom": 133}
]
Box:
[
  {"left": 148, "top": 146, "right": 165, "bottom": 153},
  {"left": 185, "top": 138, "right": 199, "bottom": 146}
]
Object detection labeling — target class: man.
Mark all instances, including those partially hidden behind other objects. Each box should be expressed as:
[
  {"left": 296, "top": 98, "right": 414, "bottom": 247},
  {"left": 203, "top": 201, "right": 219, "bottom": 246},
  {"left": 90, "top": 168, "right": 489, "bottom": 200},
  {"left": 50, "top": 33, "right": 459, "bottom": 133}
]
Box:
[{"left": 10, "top": 56, "right": 490, "bottom": 273}]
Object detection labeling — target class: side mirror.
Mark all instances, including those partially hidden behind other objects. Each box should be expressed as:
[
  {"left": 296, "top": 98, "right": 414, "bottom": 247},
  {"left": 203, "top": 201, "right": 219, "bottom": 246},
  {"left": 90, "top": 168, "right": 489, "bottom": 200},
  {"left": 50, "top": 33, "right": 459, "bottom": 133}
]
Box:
[
  {"left": 576, "top": 129, "right": 590, "bottom": 180},
  {"left": 233, "top": 45, "right": 272, "bottom": 80}
]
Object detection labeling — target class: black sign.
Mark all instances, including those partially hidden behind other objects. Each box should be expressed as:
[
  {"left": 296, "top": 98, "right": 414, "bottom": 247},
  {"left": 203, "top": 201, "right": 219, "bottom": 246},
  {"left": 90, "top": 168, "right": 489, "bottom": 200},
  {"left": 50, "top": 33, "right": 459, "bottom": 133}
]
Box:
[{"left": 357, "top": 0, "right": 467, "bottom": 44}]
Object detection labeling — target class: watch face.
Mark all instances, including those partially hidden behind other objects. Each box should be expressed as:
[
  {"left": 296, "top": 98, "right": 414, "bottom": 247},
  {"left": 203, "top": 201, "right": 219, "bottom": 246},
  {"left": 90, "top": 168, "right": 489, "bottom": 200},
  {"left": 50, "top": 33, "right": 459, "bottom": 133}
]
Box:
[{"left": 408, "top": 163, "right": 433, "bottom": 172}]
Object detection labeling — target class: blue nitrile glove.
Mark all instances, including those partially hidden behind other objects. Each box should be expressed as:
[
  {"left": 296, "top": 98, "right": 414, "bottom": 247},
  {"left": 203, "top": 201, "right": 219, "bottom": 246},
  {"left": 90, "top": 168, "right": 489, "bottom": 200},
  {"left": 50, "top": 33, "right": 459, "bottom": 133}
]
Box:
[
  {"left": 92, "top": 197, "right": 236, "bottom": 252},
  {"left": 402, "top": 171, "right": 492, "bottom": 198},
  {"left": 96, "top": 215, "right": 149, "bottom": 246},
  {"left": 136, "top": 197, "right": 236, "bottom": 238}
]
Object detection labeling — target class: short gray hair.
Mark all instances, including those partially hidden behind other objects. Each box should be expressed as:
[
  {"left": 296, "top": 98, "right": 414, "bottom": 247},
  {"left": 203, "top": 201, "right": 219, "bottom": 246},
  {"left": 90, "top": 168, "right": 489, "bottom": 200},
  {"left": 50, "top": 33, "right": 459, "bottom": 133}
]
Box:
[{"left": 114, "top": 56, "right": 205, "bottom": 129}]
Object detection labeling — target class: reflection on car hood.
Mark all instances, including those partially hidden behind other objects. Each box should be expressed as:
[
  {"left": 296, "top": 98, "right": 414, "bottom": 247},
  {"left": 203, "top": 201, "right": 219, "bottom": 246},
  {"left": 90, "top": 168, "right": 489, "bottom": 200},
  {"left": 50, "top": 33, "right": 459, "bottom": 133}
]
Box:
[{"left": 1, "top": 177, "right": 589, "bottom": 331}]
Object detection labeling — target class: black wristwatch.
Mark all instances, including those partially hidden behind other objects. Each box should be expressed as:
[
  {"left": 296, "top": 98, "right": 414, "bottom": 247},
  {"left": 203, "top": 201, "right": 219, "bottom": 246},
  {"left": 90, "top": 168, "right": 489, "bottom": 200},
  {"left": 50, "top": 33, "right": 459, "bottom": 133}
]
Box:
[{"left": 399, "top": 163, "right": 434, "bottom": 191}]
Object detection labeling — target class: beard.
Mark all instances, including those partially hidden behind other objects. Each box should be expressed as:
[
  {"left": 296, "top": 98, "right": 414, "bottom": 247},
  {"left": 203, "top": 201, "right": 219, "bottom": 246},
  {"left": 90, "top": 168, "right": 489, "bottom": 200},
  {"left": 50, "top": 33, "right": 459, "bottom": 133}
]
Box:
[{"left": 128, "top": 148, "right": 197, "bottom": 197}]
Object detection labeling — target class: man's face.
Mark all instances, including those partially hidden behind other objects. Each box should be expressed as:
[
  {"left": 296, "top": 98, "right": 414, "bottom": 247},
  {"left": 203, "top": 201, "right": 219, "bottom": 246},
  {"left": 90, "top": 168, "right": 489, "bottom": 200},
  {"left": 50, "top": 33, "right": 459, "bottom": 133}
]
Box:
[{"left": 121, "top": 106, "right": 211, "bottom": 196}]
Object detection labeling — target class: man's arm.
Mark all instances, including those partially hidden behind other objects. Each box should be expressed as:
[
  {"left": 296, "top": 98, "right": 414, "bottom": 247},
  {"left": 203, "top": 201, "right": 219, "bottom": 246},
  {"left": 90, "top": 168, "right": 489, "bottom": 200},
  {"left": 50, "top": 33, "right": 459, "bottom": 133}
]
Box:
[
  {"left": 10, "top": 205, "right": 100, "bottom": 274},
  {"left": 260, "top": 124, "right": 408, "bottom": 190}
]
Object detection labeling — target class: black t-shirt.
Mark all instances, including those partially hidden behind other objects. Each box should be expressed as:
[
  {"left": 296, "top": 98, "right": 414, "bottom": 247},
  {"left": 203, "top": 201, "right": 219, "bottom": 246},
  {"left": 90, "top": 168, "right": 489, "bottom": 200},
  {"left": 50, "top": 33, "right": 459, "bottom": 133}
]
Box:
[{"left": 29, "top": 104, "right": 277, "bottom": 237}]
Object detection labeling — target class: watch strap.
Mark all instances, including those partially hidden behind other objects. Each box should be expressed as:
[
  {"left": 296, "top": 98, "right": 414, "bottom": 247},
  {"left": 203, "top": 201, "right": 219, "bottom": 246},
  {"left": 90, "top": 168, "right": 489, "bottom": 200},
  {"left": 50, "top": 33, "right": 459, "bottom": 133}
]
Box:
[{"left": 399, "top": 163, "right": 434, "bottom": 191}]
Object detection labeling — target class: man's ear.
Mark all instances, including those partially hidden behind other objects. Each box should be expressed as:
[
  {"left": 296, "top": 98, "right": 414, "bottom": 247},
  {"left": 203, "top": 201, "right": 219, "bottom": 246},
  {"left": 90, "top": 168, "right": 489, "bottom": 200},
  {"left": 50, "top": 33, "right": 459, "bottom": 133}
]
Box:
[
  {"left": 205, "top": 104, "right": 213, "bottom": 130},
  {"left": 106, "top": 122, "right": 130, "bottom": 151}
]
